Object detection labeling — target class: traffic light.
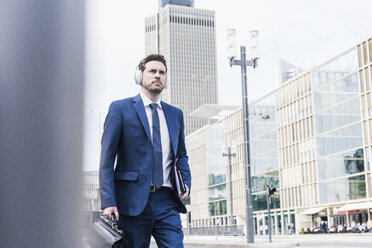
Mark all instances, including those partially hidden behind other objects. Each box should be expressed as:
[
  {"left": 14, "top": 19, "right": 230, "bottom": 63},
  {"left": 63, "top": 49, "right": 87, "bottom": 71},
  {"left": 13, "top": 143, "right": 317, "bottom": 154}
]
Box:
[{"left": 268, "top": 187, "right": 276, "bottom": 196}]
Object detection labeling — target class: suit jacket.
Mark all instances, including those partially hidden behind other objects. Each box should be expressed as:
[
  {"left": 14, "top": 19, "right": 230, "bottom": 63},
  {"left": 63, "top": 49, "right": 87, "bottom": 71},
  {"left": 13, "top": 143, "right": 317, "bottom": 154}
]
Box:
[{"left": 99, "top": 94, "right": 191, "bottom": 216}]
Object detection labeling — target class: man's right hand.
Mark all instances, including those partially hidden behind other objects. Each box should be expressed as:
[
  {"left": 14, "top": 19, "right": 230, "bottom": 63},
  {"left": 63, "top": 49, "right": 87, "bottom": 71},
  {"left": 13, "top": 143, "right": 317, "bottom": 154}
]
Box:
[{"left": 103, "top": 206, "right": 119, "bottom": 220}]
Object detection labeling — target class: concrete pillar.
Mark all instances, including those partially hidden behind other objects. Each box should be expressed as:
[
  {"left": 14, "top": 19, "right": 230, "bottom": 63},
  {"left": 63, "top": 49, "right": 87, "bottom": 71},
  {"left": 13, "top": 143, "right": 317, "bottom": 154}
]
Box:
[
  {"left": 287, "top": 210, "right": 291, "bottom": 234},
  {"left": 281, "top": 211, "right": 284, "bottom": 235},
  {"left": 274, "top": 212, "right": 279, "bottom": 235},
  {"left": 0, "top": 1, "right": 85, "bottom": 247},
  {"left": 327, "top": 206, "right": 331, "bottom": 228},
  {"left": 294, "top": 210, "right": 299, "bottom": 234}
]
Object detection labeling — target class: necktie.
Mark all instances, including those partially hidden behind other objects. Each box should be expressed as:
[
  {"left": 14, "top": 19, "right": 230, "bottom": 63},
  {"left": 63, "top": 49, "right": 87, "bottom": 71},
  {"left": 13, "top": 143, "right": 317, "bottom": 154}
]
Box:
[{"left": 150, "top": 103, "right": 163, "bottom": 188}]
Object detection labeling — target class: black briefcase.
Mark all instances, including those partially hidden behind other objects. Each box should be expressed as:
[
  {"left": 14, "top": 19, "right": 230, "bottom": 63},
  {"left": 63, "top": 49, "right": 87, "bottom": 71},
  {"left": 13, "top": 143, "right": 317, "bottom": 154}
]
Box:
[{"left": 87, "top": 214, "right": 128, "bottom": 248}]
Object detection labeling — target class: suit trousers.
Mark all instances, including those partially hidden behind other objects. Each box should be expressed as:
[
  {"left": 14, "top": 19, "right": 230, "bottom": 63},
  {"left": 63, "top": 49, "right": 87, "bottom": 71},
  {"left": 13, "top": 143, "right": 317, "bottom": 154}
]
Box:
[{"left": 117, "top": 189, "right": 184, "bottom": 248}]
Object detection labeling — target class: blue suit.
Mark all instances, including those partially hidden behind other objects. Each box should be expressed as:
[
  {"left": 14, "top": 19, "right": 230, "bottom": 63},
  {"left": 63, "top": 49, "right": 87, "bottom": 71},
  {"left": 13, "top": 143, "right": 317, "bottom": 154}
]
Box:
[{"left": 99, "top": 94, "right": 191, "bottom": 247}]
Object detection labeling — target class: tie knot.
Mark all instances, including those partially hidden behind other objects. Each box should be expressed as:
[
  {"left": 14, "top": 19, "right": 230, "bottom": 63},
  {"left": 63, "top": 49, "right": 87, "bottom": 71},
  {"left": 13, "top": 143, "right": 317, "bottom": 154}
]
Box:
[{"left": 150, "top": 103, "right": 158, "bottom": 110}]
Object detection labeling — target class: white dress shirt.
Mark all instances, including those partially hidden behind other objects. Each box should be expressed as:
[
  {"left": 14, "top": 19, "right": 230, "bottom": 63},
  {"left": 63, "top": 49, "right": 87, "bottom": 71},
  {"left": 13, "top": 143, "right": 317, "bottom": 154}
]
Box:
[{"left": 140, "top": 91, "right": 173, "bottom": 188}]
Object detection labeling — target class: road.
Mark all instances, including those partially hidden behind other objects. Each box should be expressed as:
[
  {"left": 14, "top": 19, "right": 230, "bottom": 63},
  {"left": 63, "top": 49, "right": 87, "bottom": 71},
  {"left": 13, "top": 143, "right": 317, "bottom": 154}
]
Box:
[
  {"left": 298, "top": 243, "right": 371, "bottom": 248},
  {"left": 150, "top": 245, "right": 204, "bottom": 248},
  {"left": 151, "top": 243, "right": 372, "bottom": 248},
  {"left": 84, "top": 233, "right": 372, "bottom": 247}
]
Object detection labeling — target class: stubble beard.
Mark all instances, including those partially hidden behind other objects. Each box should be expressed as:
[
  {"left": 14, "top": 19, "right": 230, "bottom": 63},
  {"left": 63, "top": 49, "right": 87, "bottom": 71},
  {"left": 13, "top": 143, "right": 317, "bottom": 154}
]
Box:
[{"left": 143, "top": 82, "right": 164, "bottom": 95}]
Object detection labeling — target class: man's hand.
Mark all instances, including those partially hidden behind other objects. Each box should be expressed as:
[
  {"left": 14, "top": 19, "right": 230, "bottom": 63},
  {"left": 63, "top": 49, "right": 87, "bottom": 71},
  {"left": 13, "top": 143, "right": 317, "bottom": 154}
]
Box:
[
  {"left": 179, "top": 185, "right": 189, "bottom": 201},
  {"left": 103, "top": 206, "right": 119, "bottom": 220}
]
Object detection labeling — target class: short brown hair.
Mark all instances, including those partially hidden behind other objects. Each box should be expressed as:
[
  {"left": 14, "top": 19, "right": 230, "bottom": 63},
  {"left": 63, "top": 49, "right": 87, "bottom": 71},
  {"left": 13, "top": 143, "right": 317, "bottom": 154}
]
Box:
[{"left": 138, "top": 54, "right": 167, "bottom": 72}]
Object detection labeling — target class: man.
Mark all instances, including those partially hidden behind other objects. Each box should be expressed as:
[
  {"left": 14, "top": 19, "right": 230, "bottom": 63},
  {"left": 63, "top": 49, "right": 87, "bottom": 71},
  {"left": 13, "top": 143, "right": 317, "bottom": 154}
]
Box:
[{"left": 99, "top": 54, "right": 191, "bottom": 248}]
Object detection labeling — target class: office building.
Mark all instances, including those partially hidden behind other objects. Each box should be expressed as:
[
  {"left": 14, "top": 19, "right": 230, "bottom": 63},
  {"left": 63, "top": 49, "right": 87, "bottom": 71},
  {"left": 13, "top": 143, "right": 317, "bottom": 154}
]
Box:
[
  {"left": 83, "top": 171, "right": 100, "bottom": 211},
  {"left": 186, "top": 36, "right": 372, "bottom": 235},
  {"left": 145, "top": 0, "right": 218, "bottom": 135},
  {"left": 185, "top": 105, "right": 242, "bottom": 235}
]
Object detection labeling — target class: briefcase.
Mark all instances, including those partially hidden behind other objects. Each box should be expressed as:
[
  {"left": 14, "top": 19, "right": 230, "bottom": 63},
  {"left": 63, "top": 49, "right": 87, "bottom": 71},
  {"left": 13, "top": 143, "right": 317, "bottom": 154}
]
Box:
[{"left": 87, "top": 215, "right": 128, "bottom": 248}]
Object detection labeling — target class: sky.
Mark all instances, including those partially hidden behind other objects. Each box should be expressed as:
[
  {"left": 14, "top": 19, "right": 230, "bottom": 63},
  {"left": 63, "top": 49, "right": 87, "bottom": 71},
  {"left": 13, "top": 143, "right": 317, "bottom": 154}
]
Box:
[{"left": 83, "top": 0, "right": 372, "bottom": 171}]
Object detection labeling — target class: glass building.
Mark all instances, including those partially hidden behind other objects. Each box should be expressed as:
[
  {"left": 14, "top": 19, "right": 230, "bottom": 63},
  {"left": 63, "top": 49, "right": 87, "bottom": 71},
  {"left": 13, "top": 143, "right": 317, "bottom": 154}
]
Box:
[
  {"left": 186, "top": 119, "right": 228, "bottom": 228},
  {"left": 186, "top": 36, "right": 372, "bottom": 235},
  {"left": 145, "top": 1, "right": 218, "bottom": 135}
]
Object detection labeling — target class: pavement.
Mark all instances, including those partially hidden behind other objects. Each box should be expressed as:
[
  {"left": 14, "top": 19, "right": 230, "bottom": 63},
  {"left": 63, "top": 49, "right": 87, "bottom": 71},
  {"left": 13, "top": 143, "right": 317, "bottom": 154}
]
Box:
[
  {"left": 83, "top": 232, "right": 372, "bottom": 247},
  {"left": 149, "top": 233, "right": 372, "bottom": 247}
]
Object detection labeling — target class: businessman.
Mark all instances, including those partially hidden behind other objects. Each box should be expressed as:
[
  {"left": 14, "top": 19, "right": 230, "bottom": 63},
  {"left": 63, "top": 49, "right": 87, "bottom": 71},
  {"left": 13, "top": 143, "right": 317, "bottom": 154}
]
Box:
[{"left": 99, "top": 54, "right": 191, "bottom": 248}]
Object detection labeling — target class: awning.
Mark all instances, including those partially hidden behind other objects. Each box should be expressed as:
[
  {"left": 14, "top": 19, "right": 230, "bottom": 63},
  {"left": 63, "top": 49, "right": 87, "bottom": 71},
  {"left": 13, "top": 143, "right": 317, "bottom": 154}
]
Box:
[
  {"left": 336, "top": 202, "right": 372, "bottom": 212},
  {"left": 300, "top": 207, "right": 326, "bottom": 215},
  {"left": 189, "top": 104, "right": 239, "bottom": 119}
]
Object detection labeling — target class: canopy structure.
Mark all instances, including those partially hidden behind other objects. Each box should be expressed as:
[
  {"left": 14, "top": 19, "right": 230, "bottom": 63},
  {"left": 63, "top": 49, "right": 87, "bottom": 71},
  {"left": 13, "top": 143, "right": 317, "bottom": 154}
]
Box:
[
  {"left": 336, "top": 202, "right": 372, "bottom": 212},
  {"left": 300, "top": 207, "right": 326, "bottom": 215},
  {"left": 189, "top": 104, "right": 239, "bottom": 119}
]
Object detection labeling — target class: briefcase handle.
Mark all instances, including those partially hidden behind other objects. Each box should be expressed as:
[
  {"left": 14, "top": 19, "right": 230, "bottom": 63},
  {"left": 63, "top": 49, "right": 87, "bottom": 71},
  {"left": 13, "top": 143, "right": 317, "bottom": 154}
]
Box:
[{"left": 99, "top": 213, "right": 123, "bottom": 235}]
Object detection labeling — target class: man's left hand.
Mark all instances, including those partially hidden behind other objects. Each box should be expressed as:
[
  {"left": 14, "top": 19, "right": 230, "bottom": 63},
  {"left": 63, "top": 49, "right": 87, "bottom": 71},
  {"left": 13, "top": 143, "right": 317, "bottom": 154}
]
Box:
[{"left": 179, "top": 185, "right": 189, "bottom": 201}]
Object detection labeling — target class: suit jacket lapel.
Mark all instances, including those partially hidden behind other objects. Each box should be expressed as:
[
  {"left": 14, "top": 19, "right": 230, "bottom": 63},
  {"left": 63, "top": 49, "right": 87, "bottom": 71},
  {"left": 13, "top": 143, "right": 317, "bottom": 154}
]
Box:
[
  {"left": 132, "top": 94, "right": 152, "bottom": 143},
  {"left": 161, "top": 102, "right": 177, "bottom": 156}
]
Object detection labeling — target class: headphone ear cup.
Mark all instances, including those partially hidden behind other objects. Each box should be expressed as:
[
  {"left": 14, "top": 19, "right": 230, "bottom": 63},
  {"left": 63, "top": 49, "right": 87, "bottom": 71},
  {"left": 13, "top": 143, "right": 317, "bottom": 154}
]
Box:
[{"left": 134, "top": 66, "right": 142, "bottom": 85}]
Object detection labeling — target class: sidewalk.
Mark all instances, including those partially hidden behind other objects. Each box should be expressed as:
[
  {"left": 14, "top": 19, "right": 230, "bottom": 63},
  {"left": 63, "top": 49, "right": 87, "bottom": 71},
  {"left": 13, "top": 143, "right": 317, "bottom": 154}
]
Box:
[
  {"left": 182, "top": 235, "right": 296, "bottom": 247},
  {"left": 150, "top": 233, "right": 372, "bottom": 247}
]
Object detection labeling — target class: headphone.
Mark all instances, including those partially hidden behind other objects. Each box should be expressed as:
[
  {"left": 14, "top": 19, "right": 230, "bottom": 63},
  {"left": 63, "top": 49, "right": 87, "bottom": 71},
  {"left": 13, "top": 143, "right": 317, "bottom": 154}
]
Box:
[
  {"left": 134, "top": 64, "right": 169, "bottom": 88},
  {"left": 134, "top": 65, "right": 142, "bottom": 85}
]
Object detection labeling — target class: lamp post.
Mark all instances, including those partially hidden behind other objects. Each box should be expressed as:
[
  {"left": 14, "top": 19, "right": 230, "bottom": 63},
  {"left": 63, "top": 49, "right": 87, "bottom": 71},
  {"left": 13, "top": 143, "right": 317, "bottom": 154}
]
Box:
[
  {"left": 267, "top": 185, "right": 276, "bottom": 243},
  {"left": 227, "top": 29, "right": 259, "bottom": 243},
  {"left": 222, "top": 147, "right": 236, "bottom": 230}
]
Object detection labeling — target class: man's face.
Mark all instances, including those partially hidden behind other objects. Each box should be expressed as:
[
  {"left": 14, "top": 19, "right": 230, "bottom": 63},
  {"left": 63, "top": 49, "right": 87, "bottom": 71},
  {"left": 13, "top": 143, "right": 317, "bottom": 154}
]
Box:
[{"left": 141, "top": 61, "right": 167, "bottom": 94}]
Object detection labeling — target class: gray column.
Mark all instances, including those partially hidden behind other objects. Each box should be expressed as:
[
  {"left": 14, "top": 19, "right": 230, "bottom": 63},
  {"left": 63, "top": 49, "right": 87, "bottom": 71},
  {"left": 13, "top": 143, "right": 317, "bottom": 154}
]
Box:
[
  {"left": 327, "top": 206, "right": 331, "bottom": 228},
  {"left": 281, "top": 211, "right": 284, "bottom": 235},
  {"left": 0, "top": 1, "right": 85, "bottom": 247}
]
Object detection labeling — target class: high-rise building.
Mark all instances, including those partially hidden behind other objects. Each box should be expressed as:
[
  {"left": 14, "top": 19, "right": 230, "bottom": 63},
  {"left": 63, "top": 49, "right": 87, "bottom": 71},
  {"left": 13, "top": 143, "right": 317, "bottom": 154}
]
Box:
[{"left": 145, "top": 0, "right": 218, "bottom": 135}]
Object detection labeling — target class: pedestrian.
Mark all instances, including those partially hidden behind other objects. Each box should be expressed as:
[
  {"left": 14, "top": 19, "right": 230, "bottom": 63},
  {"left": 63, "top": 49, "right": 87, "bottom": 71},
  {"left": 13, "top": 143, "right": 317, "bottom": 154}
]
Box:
[
  {"left": 99, "top": 54, "right": 191, "bottom": 248},
  {"left": 322, "top": 221, "right": 327, "bottom": 234},
  {"left": 320, "top": 221, "right": 325, "bottom": 234}
]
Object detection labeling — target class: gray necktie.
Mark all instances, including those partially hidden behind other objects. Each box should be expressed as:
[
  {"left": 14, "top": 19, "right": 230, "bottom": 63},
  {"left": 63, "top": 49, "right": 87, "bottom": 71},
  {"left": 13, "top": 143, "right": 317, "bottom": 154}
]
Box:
[{"left": 150, "top": 103, "right": 163, "bottom": 188}]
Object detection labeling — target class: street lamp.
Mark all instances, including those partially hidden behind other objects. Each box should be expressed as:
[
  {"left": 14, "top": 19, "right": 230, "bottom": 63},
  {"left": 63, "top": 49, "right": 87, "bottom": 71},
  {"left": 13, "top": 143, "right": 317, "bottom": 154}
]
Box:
[
  {"left": 267, "top": 185, "right": 276, "bottom": 243},
  {"left": 222, "top": 147, "right": 236, "bottom": 230},
  {"left": 227, "top": 28, "right": 259, "bottom": 244}
]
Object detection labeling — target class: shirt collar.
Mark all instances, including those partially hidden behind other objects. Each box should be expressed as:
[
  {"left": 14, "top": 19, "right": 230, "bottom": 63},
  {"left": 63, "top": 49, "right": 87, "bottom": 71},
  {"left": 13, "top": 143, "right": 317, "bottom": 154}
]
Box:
[{"left": 140, "top": 90, "right": 162, "bottom": 109}]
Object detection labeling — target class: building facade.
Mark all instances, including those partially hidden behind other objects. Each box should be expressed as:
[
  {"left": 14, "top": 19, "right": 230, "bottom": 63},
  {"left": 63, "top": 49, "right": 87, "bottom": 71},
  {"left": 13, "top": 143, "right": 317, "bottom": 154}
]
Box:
[
  {"left": 187, "top": 37, "right": 372, "bottom": 235},
  {"left": 145, "top": 1, "right": 218, "bottom": 135},
  {"left": 83, "top": 171, "right": 100, "bottom": 211},
  {"left": 187, "top": 120, "right": 227, "bottom": 225}
]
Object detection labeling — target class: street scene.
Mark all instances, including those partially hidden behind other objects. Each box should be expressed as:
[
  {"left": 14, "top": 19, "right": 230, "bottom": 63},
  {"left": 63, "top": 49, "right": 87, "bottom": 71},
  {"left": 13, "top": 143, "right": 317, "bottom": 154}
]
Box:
[
  {"left": 2, "top": 0, "right": 372, "bottom": 247},
  {"left": 83, "top": 1, "right": 372, "bottom": 247}
]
